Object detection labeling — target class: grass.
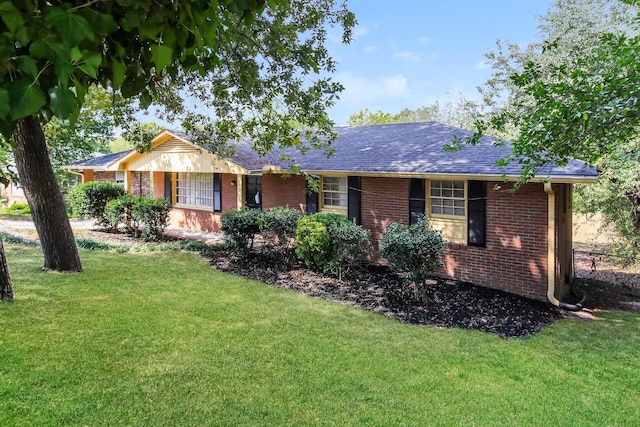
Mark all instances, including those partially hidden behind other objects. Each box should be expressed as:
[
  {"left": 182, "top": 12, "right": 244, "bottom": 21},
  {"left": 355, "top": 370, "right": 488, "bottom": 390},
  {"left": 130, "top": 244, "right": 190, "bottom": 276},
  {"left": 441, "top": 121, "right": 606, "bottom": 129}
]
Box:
[{"left": 1, "top": 245, "right": 639, "bottom": 426}]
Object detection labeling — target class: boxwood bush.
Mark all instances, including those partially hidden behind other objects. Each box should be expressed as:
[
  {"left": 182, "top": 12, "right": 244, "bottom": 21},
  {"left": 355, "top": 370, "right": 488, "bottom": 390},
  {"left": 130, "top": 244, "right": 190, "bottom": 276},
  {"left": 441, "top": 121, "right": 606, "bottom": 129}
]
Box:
[
  {"left": 378, "top": 216, "right": 446, "bottom": 301},
  {"left": 295, "top": 213, "right": 370, "bottom": 279},
  {"left": 220, "top": 208, "right": 263, "bottom": 254},
  {"left": 104, "top": 195, "right": 171, "bottom": 240},
  {"left": 68, "top": 181, "right": 126, "bottom": 227},
  {"left": 133, "top": 198, "right": 171, "bottom": 241},
  {"left": 259, "top": 207, "right": 303, "bottom": 259}
]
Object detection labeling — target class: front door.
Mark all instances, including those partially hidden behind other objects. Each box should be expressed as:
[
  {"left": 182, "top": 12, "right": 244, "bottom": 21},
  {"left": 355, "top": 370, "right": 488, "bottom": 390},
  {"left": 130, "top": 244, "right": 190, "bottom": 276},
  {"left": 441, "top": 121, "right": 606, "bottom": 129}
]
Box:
[{"left": 246, "top": 176, "right": 262, "bottom": 209}]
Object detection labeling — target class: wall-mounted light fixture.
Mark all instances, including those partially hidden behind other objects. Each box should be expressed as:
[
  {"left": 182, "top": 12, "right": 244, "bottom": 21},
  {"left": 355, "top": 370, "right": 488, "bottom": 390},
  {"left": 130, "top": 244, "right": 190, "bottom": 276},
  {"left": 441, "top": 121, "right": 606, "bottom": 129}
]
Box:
[{"left": 230, "top": 180, "right": 237, "bottom": 187}]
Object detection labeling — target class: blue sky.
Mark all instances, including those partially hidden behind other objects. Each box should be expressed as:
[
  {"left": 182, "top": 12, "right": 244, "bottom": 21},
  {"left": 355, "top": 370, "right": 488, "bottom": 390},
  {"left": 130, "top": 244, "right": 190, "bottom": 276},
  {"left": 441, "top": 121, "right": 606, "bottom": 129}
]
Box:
[{"left": 326, "top": 0, "right": 551, "bottom": 124}]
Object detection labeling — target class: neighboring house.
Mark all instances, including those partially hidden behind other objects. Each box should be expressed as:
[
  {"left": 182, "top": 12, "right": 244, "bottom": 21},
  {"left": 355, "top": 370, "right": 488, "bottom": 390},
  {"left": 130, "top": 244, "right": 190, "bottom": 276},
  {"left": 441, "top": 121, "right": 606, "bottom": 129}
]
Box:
[
  {"left": 0, "top": 180, "right": 28, "bottom": 205},
  {"left": 66, "top": 122, "right": 598, "bottom": 305}
]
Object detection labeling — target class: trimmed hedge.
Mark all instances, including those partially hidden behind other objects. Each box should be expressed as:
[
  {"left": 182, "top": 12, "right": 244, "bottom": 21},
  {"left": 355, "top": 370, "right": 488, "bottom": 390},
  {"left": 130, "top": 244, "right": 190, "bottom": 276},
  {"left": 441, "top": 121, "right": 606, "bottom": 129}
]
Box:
[
  {"left": 379, "top": 216, "right": 446, "bottom": 301},
  {"left": 220, "top": 208, "right": 262, "bottom": 254},
  {"left": 68, "top": 181, "right": 126, "bottom": 227},
  {"left": 295, "top": 213, "right": 370, "bottom": 278}
]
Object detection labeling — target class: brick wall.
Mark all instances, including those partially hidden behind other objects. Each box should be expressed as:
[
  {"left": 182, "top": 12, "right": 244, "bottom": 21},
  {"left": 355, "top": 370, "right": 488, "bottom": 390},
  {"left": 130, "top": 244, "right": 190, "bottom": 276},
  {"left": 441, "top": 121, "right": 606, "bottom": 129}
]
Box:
[
  {"left": 153, "top": 172, "right": 165, "bottom": 199},
  {"left": 94, "top": 171, "right": 115, "bottom": 182},
  {"left": 361, "top": 177, "right": 410, "bottom": 246},
  {"left": 169, "top": 207, "right": 221, "bottom": 232},
  {"left": 436, "top": 182, "right": 549, "bottom": 301},
  {"left": 262, "top": 174, "right": 307, "bottom": 211},
  {"left": 129, "top": 171, "right": 151, "bottom": 197},
  {"left": 221, "top": 173, "right": 238, "bottom": 211}
]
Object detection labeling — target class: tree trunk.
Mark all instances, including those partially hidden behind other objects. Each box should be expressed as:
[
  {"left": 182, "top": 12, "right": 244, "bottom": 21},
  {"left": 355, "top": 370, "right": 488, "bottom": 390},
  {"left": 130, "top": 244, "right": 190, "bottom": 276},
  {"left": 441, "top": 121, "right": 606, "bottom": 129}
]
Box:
[
  {"left": 12, "top": 116, "right": 82, "bottom": 272},
  {"left": 0, "top": 239, "right": 13, "bottom": 301}
]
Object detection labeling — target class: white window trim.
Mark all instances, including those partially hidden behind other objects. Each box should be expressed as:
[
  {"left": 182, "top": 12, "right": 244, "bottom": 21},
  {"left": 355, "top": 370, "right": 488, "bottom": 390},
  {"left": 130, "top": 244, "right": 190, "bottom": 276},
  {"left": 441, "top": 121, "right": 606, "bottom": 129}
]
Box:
[
  {"left": 175, "top": 172, "right": 215, "bottom": 210},
  {"left": 320, "top": 176, "right": 348, "bottom": 214},
  {"left": 427, "top": 179, "right": 467, "bottom": 244}
]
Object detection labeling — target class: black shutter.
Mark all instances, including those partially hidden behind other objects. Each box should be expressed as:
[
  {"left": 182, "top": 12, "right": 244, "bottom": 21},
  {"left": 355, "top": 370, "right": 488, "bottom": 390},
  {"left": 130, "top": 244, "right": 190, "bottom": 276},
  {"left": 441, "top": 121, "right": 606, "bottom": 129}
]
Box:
[
  {"left": 409, "top": 178, "right": 426, "bottom": 225},
  {"left": 213, "top": 173, "right": 222, "bottom": 212},
  {"left": 164, "top": 172, "right": 172, "bottom": 202},
  {"left": 468, "top": 180, "right": 486, "bottom": 247},
  {"left": 306, "top": 184, "right": 318, "bottom": 214},
  {"left": 347, "top": 176, "right": 361, "bottom": 225}
]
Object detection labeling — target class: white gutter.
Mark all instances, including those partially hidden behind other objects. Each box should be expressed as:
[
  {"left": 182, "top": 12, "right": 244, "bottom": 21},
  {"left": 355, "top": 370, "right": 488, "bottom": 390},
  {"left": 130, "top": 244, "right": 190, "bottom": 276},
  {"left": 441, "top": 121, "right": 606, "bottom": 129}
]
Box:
[{"left": 544, "top": 182, "right": 560, "bottom": 306}]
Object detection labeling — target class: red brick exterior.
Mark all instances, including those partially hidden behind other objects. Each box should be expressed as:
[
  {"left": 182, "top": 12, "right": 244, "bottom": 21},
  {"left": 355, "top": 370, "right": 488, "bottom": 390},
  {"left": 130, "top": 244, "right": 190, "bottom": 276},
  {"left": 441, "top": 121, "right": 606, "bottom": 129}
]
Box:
[
  {"left": 82, "top": 169, "right": 94, "bottom": 182},
  {"left": 169, "top": 207, "right": 221, "bottom": 232},
  {"left": 438, "top": 182, "right": 549, "bottom": 300},
  {"left": 262, "top": 174, "right": 307, "bottom": 211},
  {"left": 361, "top": 177, "right": 410, "bottom": 247},
  {"left": 82, "top": 167, "right": 569, "bottom": 301},
  {"left": 129, "top": 171, "right": 151, "bottom": 197},
  {"left": 153, "top": 172, "right": 165, "bottom": 199},
  {"left": 94, "top": 171, "right": 115, "bottom": 182},
  {"left": 221, "top": 174, "right": 238, "bottom": 212}
]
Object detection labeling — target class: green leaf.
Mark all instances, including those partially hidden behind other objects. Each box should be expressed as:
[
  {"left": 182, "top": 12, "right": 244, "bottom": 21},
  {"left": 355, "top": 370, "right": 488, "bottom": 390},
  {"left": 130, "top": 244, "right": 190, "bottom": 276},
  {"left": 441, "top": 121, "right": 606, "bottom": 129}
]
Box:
[
  {"left": 0, "top": 2, "right": 24, "bottom": 34},
  {"left": 8, "top": 80, "right": 46, "bottom": 120},
  {"left": 70, "top": 47, "right": 82, "bottom": 62},
  {"left": 140, "top": 91, "right": 152, "bottom": 109},
  {"left": 16, "top": 56, "right": 38, "bottom": 79},
  {"left": 0, "top": 88, "right": 10, "bottom": 119},
  {"left": 78, "top": 51, "right": 102, "bottom": 79},
  {"left": 112, "top": 58, "right": 126, "bottom": 89},
  {"left": 48, "top": 86, "right": 77, "bottom": 119},
  {"left": 55, "top": 61, "right": 74, "bottom": 87},
  {"left": 150, "top": 44, "right": 174, "bottom": 72},
  {"left": 30, "top": 34, "right": 69, "bottom": 62},
  {"left": 44, "top": 7, "right": 95, "bottom": 46}
]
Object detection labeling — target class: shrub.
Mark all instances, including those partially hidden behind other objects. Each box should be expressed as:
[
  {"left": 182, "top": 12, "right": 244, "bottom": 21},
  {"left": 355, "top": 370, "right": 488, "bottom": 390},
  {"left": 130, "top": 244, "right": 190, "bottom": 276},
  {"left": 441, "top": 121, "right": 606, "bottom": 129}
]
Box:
[
  {"left": 132, "top": 197, "right": 172, "bottom": 241},
  {"left": 3, "top": 203, "right": 31, "bottom": 215},
  {"left": 295, "top": 213, "right": 370, "bottom": 278},
  {"left": 220, "top": 208, "right": 262, "bottom": 254},
  {"left": 259, "top": 207, "right": 303, "bottom": 259},
  {"left": 379, "top": 216, "right": 446, "bottom": 302},
  {"left": 104, "top": 195, "right": 139, "bottom": 233},
  {"left": 68, "top": 181, "right": 126, "bottom": 226}
]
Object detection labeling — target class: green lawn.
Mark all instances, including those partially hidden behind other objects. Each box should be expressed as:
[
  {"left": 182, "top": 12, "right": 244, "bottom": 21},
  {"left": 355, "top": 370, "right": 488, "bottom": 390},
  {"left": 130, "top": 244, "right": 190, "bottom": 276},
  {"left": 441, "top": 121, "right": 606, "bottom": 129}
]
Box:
[{"left": 1, "top": 244, "right": 639, "bottom": 426}]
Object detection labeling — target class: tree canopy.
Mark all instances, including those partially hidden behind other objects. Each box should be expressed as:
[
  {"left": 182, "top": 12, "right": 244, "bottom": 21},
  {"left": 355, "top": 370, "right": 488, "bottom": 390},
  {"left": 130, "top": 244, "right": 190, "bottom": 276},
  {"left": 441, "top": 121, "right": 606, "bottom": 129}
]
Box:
[
  {"left": 0, "top": 0, "right": 356, "bottom": 276},
  {"left": 471, "top": 0, "right": 640, "bottom": 258},
  {"left": 468, "top": 0, "right": 640, "bottom": 179},
  {"left": 347, "top": 95, "right": 483, "bottom": 131},
  {"left": 0, "top": 0, "right": 355, "bottom": 156}
]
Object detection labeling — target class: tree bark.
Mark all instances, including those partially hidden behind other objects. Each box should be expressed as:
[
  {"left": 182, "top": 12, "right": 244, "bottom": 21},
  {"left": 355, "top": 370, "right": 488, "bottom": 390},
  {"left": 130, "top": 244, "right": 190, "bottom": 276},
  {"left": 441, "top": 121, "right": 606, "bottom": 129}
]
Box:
[
  {"left": 12, "top": 116, "right": 82, "bottom": 272},
  {"left": 0, "top": 239, "right": 13, "bottom": 301}
]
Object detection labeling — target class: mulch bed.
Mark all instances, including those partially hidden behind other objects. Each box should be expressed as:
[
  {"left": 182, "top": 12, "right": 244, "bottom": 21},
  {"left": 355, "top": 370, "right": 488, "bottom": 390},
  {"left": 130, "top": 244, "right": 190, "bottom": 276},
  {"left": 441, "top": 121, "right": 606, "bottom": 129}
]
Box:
[{"left": 205, "top": 250, "right": 561, "bottom": 339}]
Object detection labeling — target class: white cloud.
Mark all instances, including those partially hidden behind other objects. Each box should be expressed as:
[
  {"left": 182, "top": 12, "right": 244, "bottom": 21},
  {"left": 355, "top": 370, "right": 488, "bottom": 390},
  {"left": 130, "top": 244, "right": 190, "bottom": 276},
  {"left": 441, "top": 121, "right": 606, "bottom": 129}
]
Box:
[
  {"left": 354, "top": 23, "right": 371, "bottom": 38},
  {"left": 418, "top": 36, "right": 432, "bottom": 46},
  {"left": 364, "top": 45, "right": 378, "bottom": 54},
  {"left": 391, "top": 51, "right": 439, "bottom": 63},
  {"left": 392, "top": 51, "right": 423, "bottom": 63},
  {"left": 340, "top": 73, "right": 408, "bottom": 100}
]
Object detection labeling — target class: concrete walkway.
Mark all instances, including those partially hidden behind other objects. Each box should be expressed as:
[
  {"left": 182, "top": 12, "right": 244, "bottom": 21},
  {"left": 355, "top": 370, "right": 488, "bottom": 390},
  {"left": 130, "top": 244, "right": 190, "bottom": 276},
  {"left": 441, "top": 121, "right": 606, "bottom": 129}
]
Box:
[{"left": 0, "top": 218, "right": 225, "bottom": 245}]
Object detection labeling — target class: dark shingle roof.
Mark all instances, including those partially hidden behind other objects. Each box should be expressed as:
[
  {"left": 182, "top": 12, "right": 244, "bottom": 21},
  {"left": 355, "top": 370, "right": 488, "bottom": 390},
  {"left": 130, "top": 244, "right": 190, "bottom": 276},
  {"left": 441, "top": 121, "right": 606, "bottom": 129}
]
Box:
[
  {"left": 67, "top": 150, "right": 132, "bottom": 168},
  {"left": 167, "top": 129, "right": 280, "bottom": 171},
  {"left": 68, "top": 123, "right": 597, "bottom": 181},
  {"left": 281, "top": 122, "right": 597, "bottom": 179}
]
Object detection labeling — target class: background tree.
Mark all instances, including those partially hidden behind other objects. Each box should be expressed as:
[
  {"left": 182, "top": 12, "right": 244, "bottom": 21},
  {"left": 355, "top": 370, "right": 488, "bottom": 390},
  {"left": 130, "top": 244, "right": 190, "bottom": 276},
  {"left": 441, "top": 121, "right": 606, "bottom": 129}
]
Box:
[
  {"left": 347, "top": 94, "right": 483, "bottom": 131},
  {"left": 45, "top": 86, "right": 130, "bottom": 187},
  {"left": 465, "top": 0, "right": 640, "bottom": 258},
  {"left": 0, "top": 0, "right": 355, "bottom": 284}
]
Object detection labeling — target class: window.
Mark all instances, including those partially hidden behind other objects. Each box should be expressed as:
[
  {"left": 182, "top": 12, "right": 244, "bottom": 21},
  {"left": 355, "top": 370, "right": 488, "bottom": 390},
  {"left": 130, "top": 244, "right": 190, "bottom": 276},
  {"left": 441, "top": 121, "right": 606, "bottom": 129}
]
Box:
[
  {"left": 176, "top": 172, "right": 221, "bottom": 211},
  {"left": 115, "top": 171, "right": 125, "bottom": 187},
  {"left": 430, "top": 180, "right": 465, "bottom": 217},
  {"left": 322, "top": 176, "right": 347, "bottom": 209}
]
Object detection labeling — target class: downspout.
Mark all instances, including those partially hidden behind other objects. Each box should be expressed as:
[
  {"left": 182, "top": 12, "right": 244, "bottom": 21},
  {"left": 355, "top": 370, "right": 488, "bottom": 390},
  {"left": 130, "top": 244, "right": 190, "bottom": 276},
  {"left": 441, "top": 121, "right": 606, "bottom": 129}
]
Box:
[
  {"left": 66, "top": 169, "right": 85, "bottom": 183},
  {"left": 544, "top": 182, "right": 585, "bottom": 311}
]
